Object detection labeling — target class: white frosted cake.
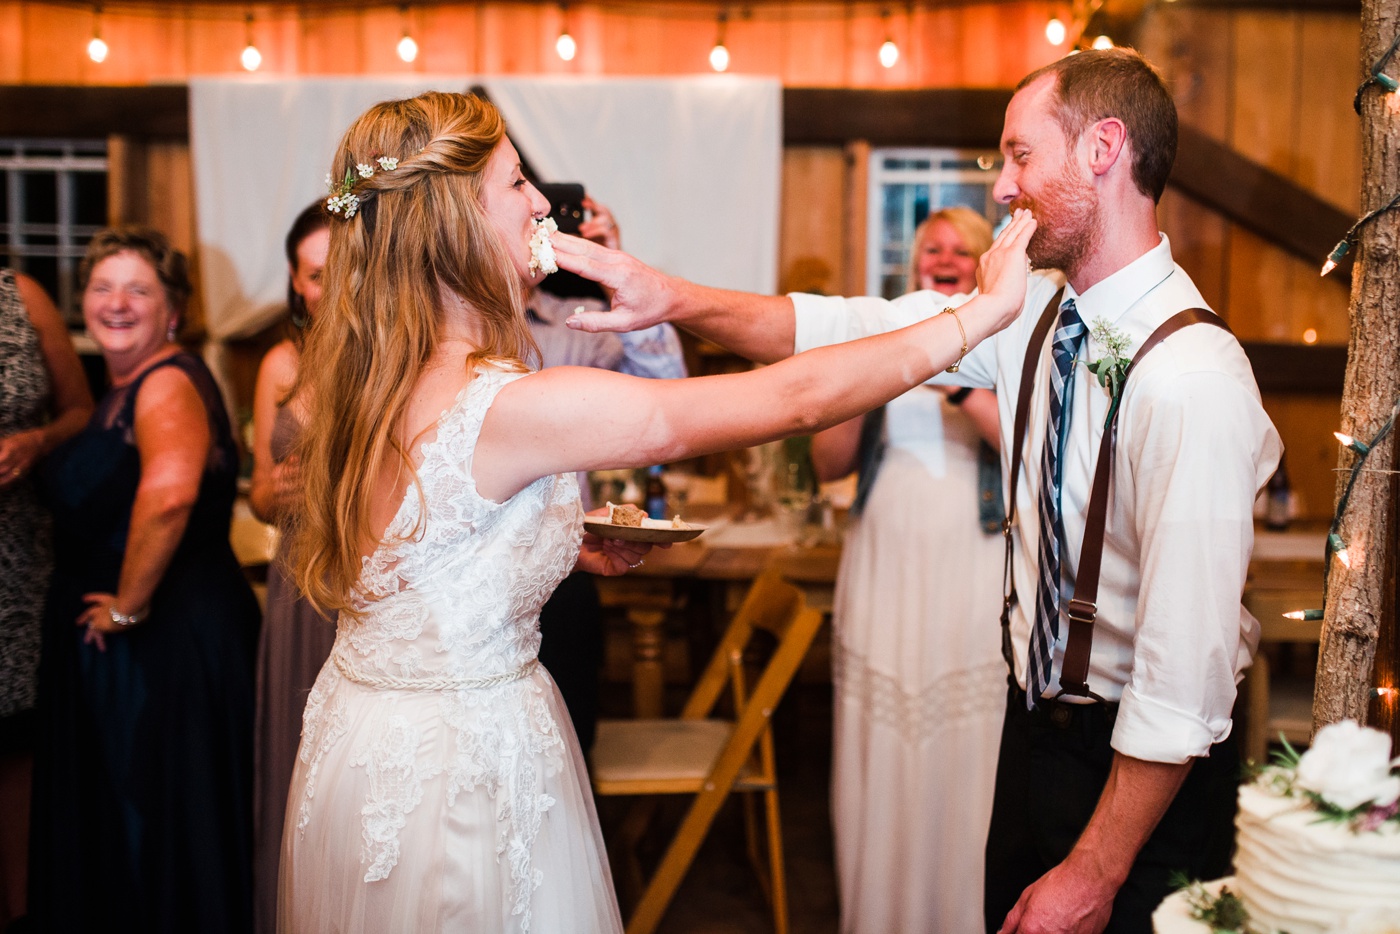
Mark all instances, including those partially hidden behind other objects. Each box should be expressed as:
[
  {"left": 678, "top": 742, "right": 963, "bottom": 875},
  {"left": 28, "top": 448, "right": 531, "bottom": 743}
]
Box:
[
  {"left": 1154, "top": 720, "right": 1400, "bottom": 934},
  {"left": 528, "top": 216, "right": 558, "bottom": 274}
]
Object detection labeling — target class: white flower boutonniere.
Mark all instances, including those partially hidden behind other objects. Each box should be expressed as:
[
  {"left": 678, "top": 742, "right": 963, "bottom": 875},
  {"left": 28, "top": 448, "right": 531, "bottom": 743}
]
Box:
[{"left": 1085, "top": 318, "right": 1132, "bottom": 423}]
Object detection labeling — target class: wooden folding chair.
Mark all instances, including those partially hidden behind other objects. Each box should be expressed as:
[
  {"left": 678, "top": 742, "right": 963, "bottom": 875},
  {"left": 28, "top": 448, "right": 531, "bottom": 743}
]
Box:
[{"left": 590, "top": 566, "right": 825, "bottom": 934}]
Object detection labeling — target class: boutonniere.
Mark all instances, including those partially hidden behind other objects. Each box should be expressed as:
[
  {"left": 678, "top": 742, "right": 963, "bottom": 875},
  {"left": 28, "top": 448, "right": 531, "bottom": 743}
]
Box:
[{"left": 1083, "top": 318, "right": 1132, "bottom": 428}]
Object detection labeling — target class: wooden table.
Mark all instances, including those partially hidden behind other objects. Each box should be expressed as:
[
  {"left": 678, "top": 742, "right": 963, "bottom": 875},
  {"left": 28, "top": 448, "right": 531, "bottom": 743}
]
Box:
[{"left": 595, "top": 521, "right": 840, "bottom": 718}]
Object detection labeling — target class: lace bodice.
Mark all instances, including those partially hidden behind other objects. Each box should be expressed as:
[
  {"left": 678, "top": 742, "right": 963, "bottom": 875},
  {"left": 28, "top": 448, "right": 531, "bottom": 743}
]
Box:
[
  {"left": 294, "top": 366, "right": 586, "bottom": 927},
  {"left": 348, "top": 365, "right": 582, "bottom": 682}
]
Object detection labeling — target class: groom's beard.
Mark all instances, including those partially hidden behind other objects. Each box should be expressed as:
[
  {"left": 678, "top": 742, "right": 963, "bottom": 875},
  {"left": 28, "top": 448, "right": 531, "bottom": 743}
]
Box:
[{"left": 1013, "top": 162, "right": 1101, "bottom": 278}]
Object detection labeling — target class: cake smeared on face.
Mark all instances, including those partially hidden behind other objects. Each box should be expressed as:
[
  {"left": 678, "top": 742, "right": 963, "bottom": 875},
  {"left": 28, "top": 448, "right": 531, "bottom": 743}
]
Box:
[
  {"left": 606, "top": 502, "right": 647, "bottom": 527},
  {"left": 528, "top": 217, "right": 559, "bottom": 275}
]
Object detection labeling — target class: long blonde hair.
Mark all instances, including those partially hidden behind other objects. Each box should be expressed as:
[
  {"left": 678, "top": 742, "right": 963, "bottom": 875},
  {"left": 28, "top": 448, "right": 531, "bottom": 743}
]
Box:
[{"left": 287, "top": 91, "right": 538, "bottom": 617}]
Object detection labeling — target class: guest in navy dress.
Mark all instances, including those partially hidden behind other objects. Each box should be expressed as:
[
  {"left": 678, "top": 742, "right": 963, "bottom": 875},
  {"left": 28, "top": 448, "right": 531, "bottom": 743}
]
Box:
[{"left": 29, "top": 227, "right": 259, "bottom": 933}]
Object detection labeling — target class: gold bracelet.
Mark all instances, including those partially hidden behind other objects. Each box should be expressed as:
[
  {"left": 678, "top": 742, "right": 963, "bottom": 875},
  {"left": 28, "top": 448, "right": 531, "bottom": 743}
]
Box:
[{"left": 942, "top": 306, "right": 968, "bottom": 373}]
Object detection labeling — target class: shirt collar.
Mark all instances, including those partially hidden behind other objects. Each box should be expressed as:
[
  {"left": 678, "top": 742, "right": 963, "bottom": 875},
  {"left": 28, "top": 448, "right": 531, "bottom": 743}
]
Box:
[
  {"left": 1061, "top": 232, "right": 1174, "bottom": 327},
  {"left": 526, "top": 291, "right": 565, "bottom": 326}
]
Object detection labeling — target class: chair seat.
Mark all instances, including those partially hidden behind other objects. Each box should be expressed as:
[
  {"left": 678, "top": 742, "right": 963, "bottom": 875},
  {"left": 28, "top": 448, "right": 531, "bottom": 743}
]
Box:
[{"left": 593, "top": 719, "right": 741, "bottom": 794}]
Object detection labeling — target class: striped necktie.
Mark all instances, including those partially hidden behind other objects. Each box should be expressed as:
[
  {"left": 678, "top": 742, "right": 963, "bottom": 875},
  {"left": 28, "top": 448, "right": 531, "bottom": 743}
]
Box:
[{"left": 1027, "top": 298, "right": 1087, "bottom": 708}]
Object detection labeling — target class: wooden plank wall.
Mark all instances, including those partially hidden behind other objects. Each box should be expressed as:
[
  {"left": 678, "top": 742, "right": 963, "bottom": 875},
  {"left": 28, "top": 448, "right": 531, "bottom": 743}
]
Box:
[
  {"left": 0, "top": 1, "right": 1063, "bottom": 86},
  {"left": 1140, "top": 6, "right": 1358, "bottom": 520}
]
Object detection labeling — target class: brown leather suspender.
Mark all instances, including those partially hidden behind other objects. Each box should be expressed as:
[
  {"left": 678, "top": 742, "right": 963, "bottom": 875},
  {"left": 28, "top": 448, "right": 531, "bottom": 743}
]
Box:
[
  {"left": 1000, "top": 288, "right": 1064, "bottom": 671},
  {"left": 1003, "top": 300, "right": 1235, "bottom": 701}
]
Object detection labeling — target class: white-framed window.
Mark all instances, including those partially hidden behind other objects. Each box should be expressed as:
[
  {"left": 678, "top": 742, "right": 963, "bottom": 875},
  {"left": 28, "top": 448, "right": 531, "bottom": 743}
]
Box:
[
  {"left": 866, "top": 147, "right": 1007, "bottom": 299},
  {"left": 0, "top": 139, "right": 109, "bottom": 323}
]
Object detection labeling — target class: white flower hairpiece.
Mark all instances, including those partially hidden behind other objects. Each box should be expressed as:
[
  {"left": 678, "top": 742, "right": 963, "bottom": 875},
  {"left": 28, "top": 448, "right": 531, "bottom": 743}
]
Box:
[{"left": 325, "top": 154, "right": 402, "bottom": 221}]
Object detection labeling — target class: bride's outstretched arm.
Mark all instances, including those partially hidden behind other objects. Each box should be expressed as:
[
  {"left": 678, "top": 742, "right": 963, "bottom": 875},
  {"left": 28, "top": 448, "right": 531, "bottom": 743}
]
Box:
[{"left": 475, "top": 212, "right": 1035, "bottom": 503}]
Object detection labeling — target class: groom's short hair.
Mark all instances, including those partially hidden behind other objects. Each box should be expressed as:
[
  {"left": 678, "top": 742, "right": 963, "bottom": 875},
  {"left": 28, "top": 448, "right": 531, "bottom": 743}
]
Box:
[{"left": 1018, "top": 48, "right": 1178, "bottom": 204}]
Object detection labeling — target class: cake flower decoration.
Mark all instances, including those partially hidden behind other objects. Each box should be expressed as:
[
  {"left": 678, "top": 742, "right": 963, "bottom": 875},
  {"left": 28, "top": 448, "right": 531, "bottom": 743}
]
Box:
[{"left": 1294, "top": 718, "right": 1400, "bottom": 812}]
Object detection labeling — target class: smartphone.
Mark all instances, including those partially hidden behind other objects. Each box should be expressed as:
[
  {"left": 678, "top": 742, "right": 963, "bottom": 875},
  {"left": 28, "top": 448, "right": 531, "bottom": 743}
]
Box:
[{"left": 535, "top": 182, "right": 586, "bottom": 235}]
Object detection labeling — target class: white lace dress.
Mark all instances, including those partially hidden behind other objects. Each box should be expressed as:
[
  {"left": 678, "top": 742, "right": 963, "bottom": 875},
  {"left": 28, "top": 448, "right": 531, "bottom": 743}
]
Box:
[
  {"left": 278, "top": 367, "right": 623, "bottom": 934},
  {"left": 830, "top": 386, "right": 1006, "bottom": 934}
]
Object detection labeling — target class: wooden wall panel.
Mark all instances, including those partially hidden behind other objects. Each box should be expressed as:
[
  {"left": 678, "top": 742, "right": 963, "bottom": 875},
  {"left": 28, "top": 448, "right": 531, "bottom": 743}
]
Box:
[
  {"left": 418, "top": 5, "right": 478, "bottom": 74},
  {"left": 780, "top": 6, "right": 849, "bottom": 86},
  {"left": 1262, "top": 393, "right": 1348, "bottom": 523},
  {"left": 1296, "top": 15, "right": 1361, "bottom": 213},
  {"left": 779, "top": 146, "right": 846, "bottom": 296},
  {"left": 1159, "top": 188, "right": 1229, "bottom": 314}
]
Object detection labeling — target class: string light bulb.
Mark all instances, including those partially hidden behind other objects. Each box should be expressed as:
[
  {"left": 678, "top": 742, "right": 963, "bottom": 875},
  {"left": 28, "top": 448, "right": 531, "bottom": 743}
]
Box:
[
  {"left": 878, "top": 9, "right": 899, "bottom": 68},
  {"left": 709, "top": 12, "right": 729, "bottom": 72},
  {"left": 1328, "top": 532, "right": 1352, "bottom": 568},
  {"left": 1092, "top": 35, "right": 1114, "bottom": 50},
  {"left": 88, "top": 6, "right": 108, "bottom": 63},
  {"left": 1335, "top": 432, "right": 1372, "bottom": 455},
  {"left": 396, "top": 6, "right": 418, "bottom": 63},
  {"left": 1321, "top": 239, "right": 1349, "bottom": 277},
  {"left": 1376, "top": 686, "right": 1397, "bottom": 700},
  {"left": 556, "top": 4, "right": 576, "bottom": 62},
  {"left": 1045, "top": 17, "right": 1066, "bottom": 46},
  {"left": 240, "top": 13, "right": 261, "bottom": 71},
  {"left": 1283, "top": 609, "right": 1324, "bottom": 621}
]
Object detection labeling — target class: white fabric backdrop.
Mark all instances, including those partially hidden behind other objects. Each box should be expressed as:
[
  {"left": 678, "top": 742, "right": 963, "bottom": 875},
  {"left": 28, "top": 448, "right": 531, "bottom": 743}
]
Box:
[{"left": 188, "top": 75, "right": 781, "bottom": 344}]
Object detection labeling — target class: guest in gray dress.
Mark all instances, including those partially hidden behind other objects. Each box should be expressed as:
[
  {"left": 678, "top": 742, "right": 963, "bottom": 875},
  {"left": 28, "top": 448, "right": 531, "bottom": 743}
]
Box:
[
  {"left": 0, "top": 269, "right": 91, "bottom": 929},
  {"left": 248, "top": 203, "right": 337, "bottom": 934}
]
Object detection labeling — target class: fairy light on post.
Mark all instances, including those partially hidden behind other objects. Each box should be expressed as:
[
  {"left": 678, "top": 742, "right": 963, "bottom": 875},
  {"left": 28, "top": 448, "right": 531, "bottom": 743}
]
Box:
[
  {"left": 87, "top": 5, "right": 109, "bottom": 63},
  {"left": 709, "top": 12, "right": 730, "bottom": 72},
  {"left": 556, "top": 4, "right": 577, "bottom": 62},
  {"left": 240, "top": 12, "right": 262, "bottom": 72}
]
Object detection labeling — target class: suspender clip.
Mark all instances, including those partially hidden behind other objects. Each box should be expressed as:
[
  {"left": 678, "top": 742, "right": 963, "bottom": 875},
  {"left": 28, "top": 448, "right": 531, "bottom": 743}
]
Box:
[{"left": 1066, "top": 598, "right": 1097, "bottom": 625}]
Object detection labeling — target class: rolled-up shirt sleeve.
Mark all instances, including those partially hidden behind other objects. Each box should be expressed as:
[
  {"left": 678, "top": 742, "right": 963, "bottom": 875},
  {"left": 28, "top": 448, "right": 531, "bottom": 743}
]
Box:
[
  {"left": 789, "top": 290, "right": 996, "bottom": 390},
  {"left": 1111, "top": 367, "right": 1279, "bottom": 763}
]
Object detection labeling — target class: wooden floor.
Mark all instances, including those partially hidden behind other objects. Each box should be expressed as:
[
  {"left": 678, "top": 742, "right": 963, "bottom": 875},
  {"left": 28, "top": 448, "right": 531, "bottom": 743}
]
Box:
[{"left": 595, "top": 682, "right": 841, "bottom": 934}]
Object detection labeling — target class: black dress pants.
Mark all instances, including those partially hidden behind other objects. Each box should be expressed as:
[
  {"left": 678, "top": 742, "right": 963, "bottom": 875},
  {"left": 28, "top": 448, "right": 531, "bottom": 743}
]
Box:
[{"left": 983, "top": 684, "right": 1238, "bottom": 934}]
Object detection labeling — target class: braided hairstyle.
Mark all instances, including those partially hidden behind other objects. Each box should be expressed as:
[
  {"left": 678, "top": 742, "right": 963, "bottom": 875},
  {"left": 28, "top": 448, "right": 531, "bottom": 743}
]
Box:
[{"left": 287, "top": 91, "right": 538, "bottom": 617}]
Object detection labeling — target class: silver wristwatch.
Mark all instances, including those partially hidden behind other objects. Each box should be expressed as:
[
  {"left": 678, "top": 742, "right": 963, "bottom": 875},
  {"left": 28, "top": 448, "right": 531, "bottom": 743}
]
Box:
[{"left": 108, "top": 605, "right": 147, "bottom": 627}]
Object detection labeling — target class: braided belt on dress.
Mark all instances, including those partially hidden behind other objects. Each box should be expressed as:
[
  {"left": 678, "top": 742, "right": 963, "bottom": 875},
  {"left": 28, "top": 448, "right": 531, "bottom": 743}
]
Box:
[{"left": 333, "top": 653, "right": 538, "bottom": 691}]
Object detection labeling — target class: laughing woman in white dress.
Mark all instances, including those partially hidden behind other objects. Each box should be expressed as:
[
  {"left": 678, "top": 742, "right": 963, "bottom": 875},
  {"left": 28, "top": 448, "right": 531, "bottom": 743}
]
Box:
[
  {"left": 814, "top": 207, "right": 1008, "bottom": 934},
  {"left": 277, "top": 92, "right": 1037, "bottom": 934}
]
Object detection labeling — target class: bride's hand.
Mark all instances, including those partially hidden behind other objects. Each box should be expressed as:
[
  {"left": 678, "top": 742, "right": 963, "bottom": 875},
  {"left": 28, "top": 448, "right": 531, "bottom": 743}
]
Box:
[
  {"left": 975, "top": 209, "right": 1038, "bottom": 329},
  {"left": 577, "top": 532, "right": 656, "bottom": 577}
]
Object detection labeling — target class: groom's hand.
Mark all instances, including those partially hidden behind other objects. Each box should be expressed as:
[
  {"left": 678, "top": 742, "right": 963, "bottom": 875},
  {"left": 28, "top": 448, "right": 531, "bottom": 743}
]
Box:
[
  {"left": 553, "top": 233, "right": 682, "bottom": 335},
  {"left": 996, "top": 857, "right": 1117, "bottom": 934}
]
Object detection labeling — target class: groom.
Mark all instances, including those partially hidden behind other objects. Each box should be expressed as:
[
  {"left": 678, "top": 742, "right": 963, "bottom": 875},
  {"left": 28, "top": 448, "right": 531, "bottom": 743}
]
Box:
[{"left": 557, "top": 48, "right": 1281, "bottom": 933}]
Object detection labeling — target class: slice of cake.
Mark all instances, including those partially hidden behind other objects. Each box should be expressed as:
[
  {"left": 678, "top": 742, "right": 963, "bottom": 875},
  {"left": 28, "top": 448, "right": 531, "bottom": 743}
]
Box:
[
  {"left": 606, "top": 502, "right": 647, "bottom": 527},
  {"left": 528, "top": 216, "right": 559, "bottom": 275}
]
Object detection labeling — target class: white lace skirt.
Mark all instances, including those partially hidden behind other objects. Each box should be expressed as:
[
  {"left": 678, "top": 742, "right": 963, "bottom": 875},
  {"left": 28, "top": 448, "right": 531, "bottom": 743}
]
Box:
[
  {"left": 830, "top": 447, "right": 1007, "bottom": 934},
  {"left": 278, "top": 664, "right": 622, "bottom": 934}
]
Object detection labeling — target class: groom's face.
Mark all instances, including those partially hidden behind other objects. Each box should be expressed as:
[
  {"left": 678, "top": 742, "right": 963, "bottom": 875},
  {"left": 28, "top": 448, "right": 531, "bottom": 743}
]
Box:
[{"left": 993, "top": 75, "right": 1102, "bottom": 274}]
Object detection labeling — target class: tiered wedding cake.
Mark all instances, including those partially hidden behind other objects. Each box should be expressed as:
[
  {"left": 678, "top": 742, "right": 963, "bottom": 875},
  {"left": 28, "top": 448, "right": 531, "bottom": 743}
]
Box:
[{"left": 1154, "top": 720, "right": 1400, "bottom": 934}]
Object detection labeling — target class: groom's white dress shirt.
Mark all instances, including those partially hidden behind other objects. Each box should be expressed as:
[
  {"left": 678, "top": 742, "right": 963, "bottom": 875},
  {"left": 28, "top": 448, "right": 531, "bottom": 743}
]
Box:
[{"left": 791, "top": 234, "right": 1282, "bottom": 765}]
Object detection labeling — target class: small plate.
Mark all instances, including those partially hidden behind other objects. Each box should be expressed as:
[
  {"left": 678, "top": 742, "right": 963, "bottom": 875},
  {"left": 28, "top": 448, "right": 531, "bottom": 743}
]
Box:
[{"left": 584, "top": 517, "right": 707, "bottom": 544}]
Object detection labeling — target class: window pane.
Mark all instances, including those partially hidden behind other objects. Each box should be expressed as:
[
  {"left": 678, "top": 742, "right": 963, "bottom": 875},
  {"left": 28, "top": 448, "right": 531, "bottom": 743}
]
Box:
[
  {"left": 21, "top": 172, "right": 57, "bottom": 224},
  {"left": 21, "top": 254, "right": 58, "bottom": 299},
  {"left": 74, "top": 172, "right": 108, "bottom": 227},
  {"left": 0, "top": 171, "right": 8, "bottom": 225}
]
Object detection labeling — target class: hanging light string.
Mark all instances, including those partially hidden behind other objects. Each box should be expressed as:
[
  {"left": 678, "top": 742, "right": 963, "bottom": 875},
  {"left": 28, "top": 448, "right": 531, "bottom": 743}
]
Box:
[
  {"left": 1320, "top": 396, "right": 1400, "bottom": 601},
  {"left": 1353, "top": 31, "right": 1400, "bottom": 113},
  {"left": 1319, "top": 189, "right": 1400, "bottom": 276}
]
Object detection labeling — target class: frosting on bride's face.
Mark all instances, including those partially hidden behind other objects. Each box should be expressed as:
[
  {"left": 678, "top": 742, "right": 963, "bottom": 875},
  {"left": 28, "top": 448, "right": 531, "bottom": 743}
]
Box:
[{"left": 479, "top": 138, "right": 551, "bottom": 286}]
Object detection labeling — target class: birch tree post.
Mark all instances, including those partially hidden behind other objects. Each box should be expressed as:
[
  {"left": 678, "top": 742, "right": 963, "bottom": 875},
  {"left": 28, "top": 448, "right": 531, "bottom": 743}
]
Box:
[{"left": 1312, "top": 0, "right": 1400, "bottom": 741}]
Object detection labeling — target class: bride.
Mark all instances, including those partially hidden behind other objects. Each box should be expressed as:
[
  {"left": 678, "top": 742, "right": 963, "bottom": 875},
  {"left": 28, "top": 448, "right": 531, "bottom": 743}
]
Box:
[{"left": 278, "top": 90, "right": 1035, "bottom": 933}]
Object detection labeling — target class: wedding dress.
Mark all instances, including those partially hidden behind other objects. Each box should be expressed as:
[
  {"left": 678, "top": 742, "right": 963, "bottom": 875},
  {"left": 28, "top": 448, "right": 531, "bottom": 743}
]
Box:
[{"left": 278, "top": 366, "right": 623, "bottom": 934}]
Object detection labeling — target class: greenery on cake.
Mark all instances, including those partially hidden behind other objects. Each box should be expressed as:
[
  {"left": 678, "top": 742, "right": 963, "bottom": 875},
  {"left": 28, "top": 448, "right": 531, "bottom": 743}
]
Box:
[{"left": 1169, "top": 872, "right": 1256, "bottom": 933}]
